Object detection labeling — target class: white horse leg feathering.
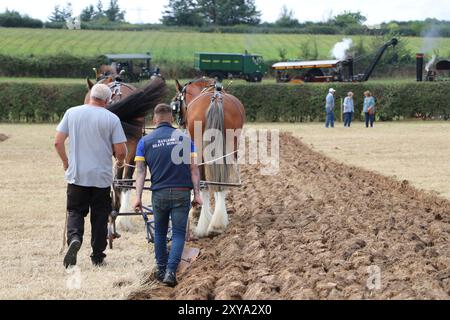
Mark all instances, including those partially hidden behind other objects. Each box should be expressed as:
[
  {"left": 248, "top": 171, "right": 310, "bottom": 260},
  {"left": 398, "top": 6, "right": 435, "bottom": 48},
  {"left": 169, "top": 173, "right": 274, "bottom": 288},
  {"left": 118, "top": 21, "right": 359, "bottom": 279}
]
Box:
[
  {"left": 195, "top": 190, "right": 212, "bottom": 238},
  {"left": 207, "top": 191, "right": 228, "bottom": 235},
  {"left": 116, "top": 190, "right": 135, "bottom": 231}
]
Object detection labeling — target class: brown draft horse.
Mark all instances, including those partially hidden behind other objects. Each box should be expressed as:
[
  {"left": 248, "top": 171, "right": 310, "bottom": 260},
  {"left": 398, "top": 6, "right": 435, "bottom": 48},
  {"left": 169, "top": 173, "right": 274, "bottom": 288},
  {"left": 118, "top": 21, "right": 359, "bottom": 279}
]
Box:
[
  {"left": 85, "top": 73, "right": 167, "bottom": 230},
  {"left": 173, "top": 78, "right": 246, "bottom": 237}
]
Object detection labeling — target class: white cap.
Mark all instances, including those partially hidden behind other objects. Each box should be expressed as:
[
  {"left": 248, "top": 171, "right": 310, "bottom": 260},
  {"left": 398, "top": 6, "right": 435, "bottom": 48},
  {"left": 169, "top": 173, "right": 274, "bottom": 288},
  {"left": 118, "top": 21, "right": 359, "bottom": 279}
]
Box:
[
  {"left": 91, "top": 84, "right": 112, "bottom": 101},
  {"left": 329, "top": 88, "right": 336, "bottom": 93}
]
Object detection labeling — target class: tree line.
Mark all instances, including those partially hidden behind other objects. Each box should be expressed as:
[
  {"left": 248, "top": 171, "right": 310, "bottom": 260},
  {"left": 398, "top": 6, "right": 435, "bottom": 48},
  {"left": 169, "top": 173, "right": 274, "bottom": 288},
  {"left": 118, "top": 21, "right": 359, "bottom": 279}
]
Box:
[
  {"left": 161, "top": 0, "right": 260, "bottom": 26},
  {"left": 0, "top": 0, "right": 126, "bottom": 29},
  {"left": 1, "top": 0, "right": 450, "bottom": 38},
  {"left": 48, "top": 0, "right": 125, "bottom": 24}
]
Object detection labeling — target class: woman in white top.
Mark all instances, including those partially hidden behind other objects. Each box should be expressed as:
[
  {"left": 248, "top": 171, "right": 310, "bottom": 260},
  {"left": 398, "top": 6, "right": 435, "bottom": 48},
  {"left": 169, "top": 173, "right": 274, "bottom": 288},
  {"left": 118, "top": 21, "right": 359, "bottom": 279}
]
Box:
[{"left": 343, "top": 92, "right": 355, "bottom": 127}]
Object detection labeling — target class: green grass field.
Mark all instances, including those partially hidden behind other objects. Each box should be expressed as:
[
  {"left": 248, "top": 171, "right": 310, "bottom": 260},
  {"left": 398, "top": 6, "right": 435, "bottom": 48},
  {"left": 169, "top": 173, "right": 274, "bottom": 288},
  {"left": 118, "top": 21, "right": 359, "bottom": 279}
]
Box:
[
  {"left": 1, "top": 28, "right": 449, "bottom": 62},
  {"left": 0, "top": 77, "right": 277, "bottom": 85}
]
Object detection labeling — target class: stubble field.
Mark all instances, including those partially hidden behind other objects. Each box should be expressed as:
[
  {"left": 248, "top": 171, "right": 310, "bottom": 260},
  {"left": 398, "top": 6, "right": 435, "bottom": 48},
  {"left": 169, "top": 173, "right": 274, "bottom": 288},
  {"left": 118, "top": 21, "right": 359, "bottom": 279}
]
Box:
[{"left": 0, "top": 122, "right": 449, "bottom": 299}]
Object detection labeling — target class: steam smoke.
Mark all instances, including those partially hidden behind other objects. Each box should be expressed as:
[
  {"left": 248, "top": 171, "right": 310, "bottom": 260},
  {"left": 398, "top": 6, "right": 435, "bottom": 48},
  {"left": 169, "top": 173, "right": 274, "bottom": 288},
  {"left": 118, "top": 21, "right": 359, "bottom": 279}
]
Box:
[
  {"left": 426, "top": 54, "right": 437, "bottom": 72},
  {"left": 331, "top": 38, "right": 353, "bottom": 60},
  {"left": 421, "top": 25, "right": 441, "bottom": 54}
]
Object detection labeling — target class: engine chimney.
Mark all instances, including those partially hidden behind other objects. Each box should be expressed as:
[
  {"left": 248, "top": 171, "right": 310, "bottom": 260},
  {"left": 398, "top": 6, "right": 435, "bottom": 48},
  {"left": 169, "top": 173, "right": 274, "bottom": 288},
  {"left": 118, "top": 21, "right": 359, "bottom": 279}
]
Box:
[{"left": 416, "top": 53, "right": 424, "bottom": 82}]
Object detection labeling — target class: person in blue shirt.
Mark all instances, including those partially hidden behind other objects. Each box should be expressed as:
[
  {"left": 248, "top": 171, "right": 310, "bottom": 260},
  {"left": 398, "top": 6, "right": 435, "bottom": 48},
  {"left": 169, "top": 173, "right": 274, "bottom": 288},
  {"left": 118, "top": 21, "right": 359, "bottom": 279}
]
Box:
[
  {"left": 325, "top": 88, "right": 336, "bottom": 128},
  {"left": 363, "top": 91, "right": 376, "bottom": 128},
  {"left": 343, "top": 92, "right": 355, "bottom": 127},
  {"left": 133, "top": 104, "right": 202, "bottom": 287}
]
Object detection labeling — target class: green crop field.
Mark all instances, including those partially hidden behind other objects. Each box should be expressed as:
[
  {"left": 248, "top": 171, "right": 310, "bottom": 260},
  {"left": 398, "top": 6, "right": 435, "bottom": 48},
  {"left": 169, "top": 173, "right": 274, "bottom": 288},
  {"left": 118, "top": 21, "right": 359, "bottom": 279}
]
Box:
[{"left": 1, "top": 28, "right": 450, "bottom": 62}]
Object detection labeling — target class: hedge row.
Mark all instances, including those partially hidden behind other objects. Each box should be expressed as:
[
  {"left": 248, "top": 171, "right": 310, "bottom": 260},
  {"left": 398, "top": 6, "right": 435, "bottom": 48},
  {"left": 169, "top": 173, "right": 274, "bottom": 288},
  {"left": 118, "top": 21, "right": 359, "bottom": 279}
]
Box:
[
  {"left": 0, "top": 54, "right": 107, "bottom": 78},
  {"left": 0, "top": 83, "right": 88, "bottom": 122},
  {"left": 0, "top": 53, "right": 417, "bottom": 80},
  {"left": 0, "top": 54, "right": 202, "bottom": 79},
  {"left": 229, "top": 82, "right": 450, "bottom": 122},
  {"left": 0, "top": 81, "right": 449, "bottom": 123}
]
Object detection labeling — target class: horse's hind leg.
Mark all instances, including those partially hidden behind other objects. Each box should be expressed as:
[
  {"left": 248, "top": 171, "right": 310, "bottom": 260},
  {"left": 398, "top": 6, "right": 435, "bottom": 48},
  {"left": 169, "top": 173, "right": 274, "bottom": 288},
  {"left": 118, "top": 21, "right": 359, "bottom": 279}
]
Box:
[
  {"left": 207, "top": 191, "right": 228, "bottom": 236},
  {"left": 116, "top": 190, "right": 135, "bottom": 231},
  {"left": 195, "top": 190, "right": 212, "bottom": 238}
]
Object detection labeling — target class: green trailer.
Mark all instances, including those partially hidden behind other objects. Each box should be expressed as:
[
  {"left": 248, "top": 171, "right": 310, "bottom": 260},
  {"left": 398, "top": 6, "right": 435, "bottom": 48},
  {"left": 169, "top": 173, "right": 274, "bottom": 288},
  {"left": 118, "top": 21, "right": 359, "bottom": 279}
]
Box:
[{"left": 194, "top": 52, "right": 267, "bottom": 82}]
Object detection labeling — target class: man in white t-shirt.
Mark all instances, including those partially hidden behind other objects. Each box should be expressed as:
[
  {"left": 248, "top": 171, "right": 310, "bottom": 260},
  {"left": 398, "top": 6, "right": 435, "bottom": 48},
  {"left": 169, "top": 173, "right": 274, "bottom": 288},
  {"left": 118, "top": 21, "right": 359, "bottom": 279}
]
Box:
[{"left": 55, "top": 84, "right": 128, "bottom": 268}]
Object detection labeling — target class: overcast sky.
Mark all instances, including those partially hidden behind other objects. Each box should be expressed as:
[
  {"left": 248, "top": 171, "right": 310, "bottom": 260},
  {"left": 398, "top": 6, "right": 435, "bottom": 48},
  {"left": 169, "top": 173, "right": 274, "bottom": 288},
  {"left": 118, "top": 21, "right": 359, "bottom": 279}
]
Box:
[{"left": 1, "top": 0, "right": 449, "bottom": 25}]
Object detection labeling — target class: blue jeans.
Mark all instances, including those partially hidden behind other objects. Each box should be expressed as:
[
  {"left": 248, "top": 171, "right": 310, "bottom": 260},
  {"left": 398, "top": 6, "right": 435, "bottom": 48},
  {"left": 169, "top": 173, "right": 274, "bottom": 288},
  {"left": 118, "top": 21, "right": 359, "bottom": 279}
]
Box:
[
  {"left": 152, "top": 188, "right": 191, "bottom": 273},
  {"left": 325, "top": 111, "right": 335, "bottom": 128},
  {"left": 344, "top": 112, "right": 354, "bottom": 127},
  {"left": 365, "top": 112, "right": 375, "bottom": 128}
]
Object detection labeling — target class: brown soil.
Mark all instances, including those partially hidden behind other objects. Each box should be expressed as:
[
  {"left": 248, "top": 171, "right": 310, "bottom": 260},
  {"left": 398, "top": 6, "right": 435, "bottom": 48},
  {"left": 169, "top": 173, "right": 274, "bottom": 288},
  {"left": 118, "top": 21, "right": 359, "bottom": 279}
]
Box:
[
  {"left": 129, "top": 133, "right": 450, "bottom": 300},
  {"left": 0, "top": 133, "right": 8, "bottom": 142}
]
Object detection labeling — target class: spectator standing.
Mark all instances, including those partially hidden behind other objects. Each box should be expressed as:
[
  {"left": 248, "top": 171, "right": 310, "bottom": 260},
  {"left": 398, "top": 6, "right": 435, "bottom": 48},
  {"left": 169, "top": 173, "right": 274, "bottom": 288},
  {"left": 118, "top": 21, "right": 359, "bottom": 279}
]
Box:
[
  {"left": 363, "top": 91, "right": 376, "bottom": 128},
  {"left": 343, "top": 92, "right": 355, "bottom": 127},
  {"left": 325, "top": 88, "right": 336, "bottom": 128}
]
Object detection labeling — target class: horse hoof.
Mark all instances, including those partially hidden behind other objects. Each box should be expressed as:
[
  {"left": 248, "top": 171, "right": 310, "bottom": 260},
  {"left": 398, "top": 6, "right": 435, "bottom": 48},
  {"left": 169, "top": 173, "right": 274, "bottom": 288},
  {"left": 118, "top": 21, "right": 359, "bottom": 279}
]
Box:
[
  {"left": 193, "top": 228, "right": 208, "bottom": 239},
  {"left": 207, "top": 227, "right": 225, "bottom": 237}
]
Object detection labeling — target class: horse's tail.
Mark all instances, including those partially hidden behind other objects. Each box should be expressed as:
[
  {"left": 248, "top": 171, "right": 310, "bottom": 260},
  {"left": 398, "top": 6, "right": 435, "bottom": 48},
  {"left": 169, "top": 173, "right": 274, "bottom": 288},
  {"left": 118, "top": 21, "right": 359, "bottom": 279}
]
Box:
[
  {"left": 107, "top": 77, "right": 168, "bottom": 139},
  {"left": 204, "top": 89, "right": 231, "bottom": 192}
]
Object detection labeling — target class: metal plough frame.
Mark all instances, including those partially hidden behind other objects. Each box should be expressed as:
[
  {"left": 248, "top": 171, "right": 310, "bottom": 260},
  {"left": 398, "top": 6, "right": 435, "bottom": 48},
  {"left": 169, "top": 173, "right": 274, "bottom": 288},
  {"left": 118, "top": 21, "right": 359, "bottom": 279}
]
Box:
[{"left": 109, "top": 177, "right": 242, "bottom": 249}]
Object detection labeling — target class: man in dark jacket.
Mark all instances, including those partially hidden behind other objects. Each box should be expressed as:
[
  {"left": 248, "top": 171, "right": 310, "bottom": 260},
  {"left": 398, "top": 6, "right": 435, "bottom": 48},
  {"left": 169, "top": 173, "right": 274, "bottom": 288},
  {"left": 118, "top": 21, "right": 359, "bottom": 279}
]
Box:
[{"left": 133, "top": 104, "right": 202, "bottom": 287}]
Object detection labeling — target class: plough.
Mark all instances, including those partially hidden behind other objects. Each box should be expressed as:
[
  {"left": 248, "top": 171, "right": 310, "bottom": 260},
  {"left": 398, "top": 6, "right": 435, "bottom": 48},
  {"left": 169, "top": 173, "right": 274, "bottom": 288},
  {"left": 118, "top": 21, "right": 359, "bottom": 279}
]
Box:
[{"left": 109, "top": 178, "right": 241, "bottom": 273}]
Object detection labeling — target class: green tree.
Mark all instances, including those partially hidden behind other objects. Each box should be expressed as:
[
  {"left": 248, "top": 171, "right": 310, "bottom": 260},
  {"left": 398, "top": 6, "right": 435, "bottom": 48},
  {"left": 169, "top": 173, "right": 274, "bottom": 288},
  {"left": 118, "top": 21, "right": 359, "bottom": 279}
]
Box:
[
  {"left": 275, "top": 5, "right": 299, "bottom": 28},
  {"left": 278, "top": 48, "right": 288, "bottom": 60},
  {"left": 0, "top": 10, "right": 43, "bottom": 28},
  {"left": 370, "top": 34, "right": 412, "bottom": 67},
  {"left": 198, "top": 0, "right": 261, "bottom": 26},
  {"left": 80, "top": 5, "right": 95, "bottom": 22},
  {"left": 197, "top": 0, "right": 217, "bottom": 25},
  {"left": 94, "top": 0, "right": 106, "bottom": 20},
  {"left": 333, "top": 11, "right": 367, "bottom": 28},
  {"left": 105, "top": 0, "right": 126, "bottom": 22},
  {"left": 161, "top": 0, "right": 203, "bottom": 26},
  {"left": 48, "top": 3, "right": 72, "bottom": 23}
]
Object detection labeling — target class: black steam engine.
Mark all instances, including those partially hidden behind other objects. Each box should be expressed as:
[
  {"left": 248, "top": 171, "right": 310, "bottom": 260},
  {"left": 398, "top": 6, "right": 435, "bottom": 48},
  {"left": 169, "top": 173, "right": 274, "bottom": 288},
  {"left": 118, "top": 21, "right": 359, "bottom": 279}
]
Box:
[{"left": 416, "top": 53, "right": 450, "bottom": 82}]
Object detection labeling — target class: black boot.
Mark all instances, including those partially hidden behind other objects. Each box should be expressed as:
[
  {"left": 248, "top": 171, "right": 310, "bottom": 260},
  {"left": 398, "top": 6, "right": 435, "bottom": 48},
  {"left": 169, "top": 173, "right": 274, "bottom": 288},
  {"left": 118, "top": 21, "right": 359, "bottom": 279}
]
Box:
[
  {"left": 154, "top": 267, "right": 166, "bottom": 282},
  {"left": 163, "top": 271, "right": 178, "bottom": 287},
  {"left": 91, "top": 257, "right": 106, "bottom": 267},
  {"left": 91, "top": 252, "right": 106, "bottom": 267},
  {"left": 64, "top": 239, "right": 81, "bottom": 268}
]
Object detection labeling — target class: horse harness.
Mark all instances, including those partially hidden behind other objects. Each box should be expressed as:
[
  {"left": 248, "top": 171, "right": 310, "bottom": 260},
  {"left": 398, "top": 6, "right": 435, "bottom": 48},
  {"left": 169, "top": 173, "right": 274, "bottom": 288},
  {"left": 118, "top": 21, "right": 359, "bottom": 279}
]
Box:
[{"left": 171, "top": 80, "right": 222, "bottom": 128}]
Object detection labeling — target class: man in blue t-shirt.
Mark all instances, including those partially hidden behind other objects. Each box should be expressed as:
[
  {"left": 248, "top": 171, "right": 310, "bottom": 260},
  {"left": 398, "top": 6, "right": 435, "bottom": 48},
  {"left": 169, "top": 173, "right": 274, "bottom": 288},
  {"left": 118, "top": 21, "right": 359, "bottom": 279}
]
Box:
[{"left": 133, "top": 104, "right": 202, "bottom": 287}]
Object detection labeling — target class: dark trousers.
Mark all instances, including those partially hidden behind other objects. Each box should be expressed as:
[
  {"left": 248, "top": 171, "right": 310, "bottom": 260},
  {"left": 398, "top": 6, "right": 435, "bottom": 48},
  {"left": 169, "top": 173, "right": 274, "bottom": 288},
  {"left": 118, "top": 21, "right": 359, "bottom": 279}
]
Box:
[
  {"left": 152, "top": 188, "right": 191, "bottom": 273},
  {"left": 344, "top": 112, "right": 354, "bottom": 127},
  {"left": 67, "top": 184, "right": 111, "bottom": 260},
  {"left": 365, "top": 112, "right": 375, "bottom": 128}
]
